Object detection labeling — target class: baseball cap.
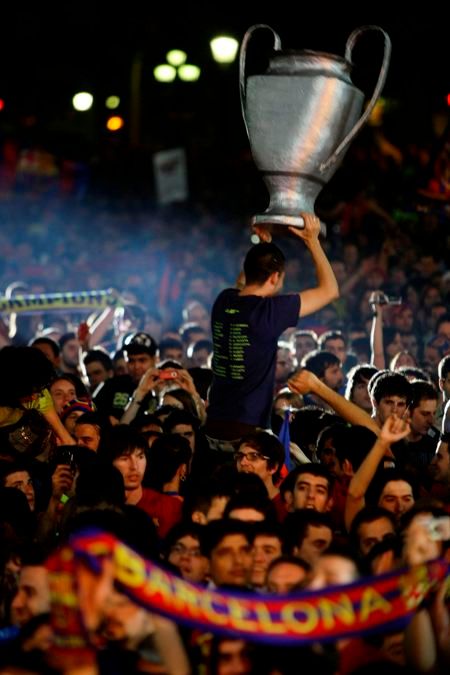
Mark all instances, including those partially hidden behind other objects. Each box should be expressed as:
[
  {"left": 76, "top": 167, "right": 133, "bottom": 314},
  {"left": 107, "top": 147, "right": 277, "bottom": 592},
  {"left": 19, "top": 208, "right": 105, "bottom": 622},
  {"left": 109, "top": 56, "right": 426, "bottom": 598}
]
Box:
[{"left": 123, "top": 332, "right": 158, "bottom": 357}]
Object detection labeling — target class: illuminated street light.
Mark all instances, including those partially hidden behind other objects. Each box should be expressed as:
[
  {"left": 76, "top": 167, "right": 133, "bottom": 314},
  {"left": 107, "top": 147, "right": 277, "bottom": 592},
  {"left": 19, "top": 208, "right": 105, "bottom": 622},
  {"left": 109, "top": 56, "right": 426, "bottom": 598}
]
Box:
[
  {"left": 210, "top": 36, "right": 239, "bottom": 64},
  {"left": 154, "top": 64, "right": 177, "bottom": 82},
  {"left": 178, "top": 64, "right": 201, "bottom": 82},
  {"left": 106, "top": 95, "right": 120, "bottom": 109},
  {"left": 106, "top": 116, "right": 124, "bottom": 131},
  {"left": 166, "top": 50, "right": 187, "bottom": 67},
  {"left": 72, "top": 92, "right": 94, "bottom": 111}
]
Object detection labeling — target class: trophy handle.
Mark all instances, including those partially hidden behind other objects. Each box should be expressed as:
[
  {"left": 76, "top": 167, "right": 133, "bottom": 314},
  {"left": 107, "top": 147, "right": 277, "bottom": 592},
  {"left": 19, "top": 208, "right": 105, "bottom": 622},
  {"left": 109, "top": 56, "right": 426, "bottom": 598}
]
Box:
[
  {"left": 319, "top": 25, "right": 391, "bottom": 173},
  {"left": 239, "top": 24, "right": 282, "bottom": 139}
]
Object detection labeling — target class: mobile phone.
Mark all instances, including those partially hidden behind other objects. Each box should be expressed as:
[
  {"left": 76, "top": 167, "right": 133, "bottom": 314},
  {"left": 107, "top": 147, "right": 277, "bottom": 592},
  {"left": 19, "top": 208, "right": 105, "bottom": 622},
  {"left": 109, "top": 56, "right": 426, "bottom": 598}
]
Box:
[
  {"left": 55, "top": 447, "right": 76, "bottom": 469},
  {"left": 159, "top": 370, "right": 178, "bottom": 380}
]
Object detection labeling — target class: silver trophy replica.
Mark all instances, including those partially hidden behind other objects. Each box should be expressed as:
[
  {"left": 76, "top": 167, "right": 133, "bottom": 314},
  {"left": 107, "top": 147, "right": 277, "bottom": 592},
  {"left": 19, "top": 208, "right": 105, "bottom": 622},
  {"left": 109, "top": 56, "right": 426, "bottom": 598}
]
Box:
[{"left": 239, "top": 24, "right": 391, "bottom": 236}]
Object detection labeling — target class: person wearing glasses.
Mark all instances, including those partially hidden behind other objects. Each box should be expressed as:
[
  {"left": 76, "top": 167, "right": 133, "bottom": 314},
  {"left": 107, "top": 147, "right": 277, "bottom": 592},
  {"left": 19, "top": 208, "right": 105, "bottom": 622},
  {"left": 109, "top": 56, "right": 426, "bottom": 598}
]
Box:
[{"left": 234, "top": 429, "right": 288, "bottom": 522}]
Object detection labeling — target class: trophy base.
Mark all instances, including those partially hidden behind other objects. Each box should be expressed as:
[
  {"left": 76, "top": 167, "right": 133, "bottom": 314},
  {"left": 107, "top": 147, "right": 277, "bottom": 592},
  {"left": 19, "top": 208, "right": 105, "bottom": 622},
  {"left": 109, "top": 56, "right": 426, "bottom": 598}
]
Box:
[{"left": 251, "top": 213, "right": 327, "bottom": 238}]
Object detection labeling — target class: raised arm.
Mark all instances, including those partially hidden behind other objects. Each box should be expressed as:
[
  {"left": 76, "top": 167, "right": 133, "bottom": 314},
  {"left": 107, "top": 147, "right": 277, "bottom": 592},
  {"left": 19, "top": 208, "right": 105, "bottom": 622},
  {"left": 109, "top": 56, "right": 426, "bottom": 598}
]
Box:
[
  {"left": 288, "top": 213, "right": 339, "bottom": 317},
  {"left": 344, "top": 414, "right": 410, "bottom": 530},
  {"left": 287, "top": 369, "right": 380, "bottom": 436},
  {"left": 369, "top": 291, "right": 386, "bottom": 369}
]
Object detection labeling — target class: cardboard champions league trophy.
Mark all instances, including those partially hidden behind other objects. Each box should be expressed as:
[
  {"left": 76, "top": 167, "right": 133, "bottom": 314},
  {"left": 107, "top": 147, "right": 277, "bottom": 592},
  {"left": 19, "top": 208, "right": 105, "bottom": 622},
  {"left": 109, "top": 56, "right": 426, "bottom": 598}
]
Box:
[{"left": 239, "top": 24, "right": 391, "bottom": 236}]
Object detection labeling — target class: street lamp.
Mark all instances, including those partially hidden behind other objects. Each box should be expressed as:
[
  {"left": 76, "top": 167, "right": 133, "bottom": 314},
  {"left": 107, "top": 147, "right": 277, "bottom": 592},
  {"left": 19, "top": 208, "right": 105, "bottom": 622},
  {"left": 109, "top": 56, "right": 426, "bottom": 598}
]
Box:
[{"left": 210, "top": 36, "right": 239, "bottom": 64}]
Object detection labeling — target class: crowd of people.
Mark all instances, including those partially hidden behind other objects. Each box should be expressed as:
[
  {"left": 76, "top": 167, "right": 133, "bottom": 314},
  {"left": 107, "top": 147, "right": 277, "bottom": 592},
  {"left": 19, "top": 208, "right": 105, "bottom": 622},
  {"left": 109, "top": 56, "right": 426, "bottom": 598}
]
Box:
[{"left": 0, "top": 117, "right": 449, "bottom": 673}]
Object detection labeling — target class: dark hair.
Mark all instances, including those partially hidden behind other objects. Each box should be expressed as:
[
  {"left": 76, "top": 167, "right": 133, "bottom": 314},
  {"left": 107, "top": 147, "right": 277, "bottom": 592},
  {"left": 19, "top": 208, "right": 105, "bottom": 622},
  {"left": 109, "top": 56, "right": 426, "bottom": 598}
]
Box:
[
  {"left": 160, "top": 387, "right": 199, "bottom": 418},
  {"left": 83, "top": 348, "right": 113, "bottom": 371},
  {"left": 163, "top": 409, "right": 200, "bottom": 433},
  {"left": 301, "top": 350, "right": 340, "bottom": 378},
  {"left": 345, "top": 364, "right": 379, "bottom": 401},
  {"left": 409, "top": 379, "right": 438, "bottom": 410},
  {"left": 349, "top": 506, "right": 397, "bottom": 553},
  {"left": 243, "top": 242, "right": 285, "bottom": 285},
  {"left": 0, "top": 346, "right": 56, "bottom": 405},
  {"left": 238, "top": 430, "right": 285, "bottom": 483},
  {"left": 29, "top": 336, "right": 60, "bottom": 358},
  {"left": 438, "top": 354, "right": 450, "bottom": 380},
  {"left": 99, "top": 424, "right": 147, "bottom": 462},
  {"left": 369, "top": 371, "right": 411, "bottom": 404},
  {"left": 318, "top": 330, "right": 347, "bottom": 349},
  {"left": 162, "top": 520, "right": 207, "bottom": 558},
  {"left": 201, "top": 519, "right": 252, "bottom": 557},
  {"left": 59, "top": 332, "right": 77, "bottom": 350},
  {"left": 158, "top": 336, "right": 184, "bottom": 357},
  {"left": 397, "top": 365, "right": 431, "bottom": 382},
  {"left": 283, "top": 509, "right": 333, "bottom": 553},
  {"left": 289, "top": 463, "right": 335, "bottom": 495},
  {"left": 367, "top": 468, "right": 418, "bottom": 506},
  {"left": 146, "top": 433, "right": 192, "bottom": 489},
  {"left": 49, "top": 372, "right": 91, "bottom": 400},
  {"left": 289, "top": 406, "right": 343, "bottom": 459},
  {"left": 317, "top": 425, "right": 378, "bottom": 472}
]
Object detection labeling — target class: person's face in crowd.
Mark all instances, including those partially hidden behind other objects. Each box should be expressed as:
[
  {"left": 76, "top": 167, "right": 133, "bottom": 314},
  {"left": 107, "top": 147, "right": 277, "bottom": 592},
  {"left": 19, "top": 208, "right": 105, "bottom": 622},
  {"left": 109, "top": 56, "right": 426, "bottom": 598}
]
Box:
[
  {"left": 216, "top": 639, "right": 253, "bottom": 675},
  {"left": 113, "top": 356, "right": 128, "bottom": 377},
  {"left": 4, "top": 470, "right": 35, "bottom": 511},
  {"left": 410, "top": 398, "right": 437, "bottom": 437},
  {"left": 61, "top": 338, "right": 80, "bottom": 369},
  {"left": 186, "top": 303, "right": 210, "bottom": 333},
  {"left": 394, "top": 308, "right": 414, "bottom": 333},
  {"left": 126, "top": 352, "right": 155, "bottom": 384},
  {"left": 11, "top": 565, "right": 50, "bottom": 628},
  {"left": 391, "top": 352, "right": 417, "bottom": 369},
  {"left": 424, "top": 343, "right": 446, "bottom": 370},
  {"left": 385, "top": 332, "right": 404, "bottom": 359},
  {"left": 357, "top": 516, "right": 396, "bottom": 556},
  {"left": 235, "top": 444, "right": 276, "bottom": 487},
  {"left": 209, "top": 534, "right": 252, "bottom": 587},
  {"left": 112, "top": 447, "right": 146, "bottom": 491},
  {"left": 266, "top": 561, "right": 309, "bottom": 594},
  {"left": 248, "top": 534, "right": 282, "bottom": 588},
  {"left": 440, "top": 371, "right": 450, "bottom": 401},
  {"left": 64, "top": 410, "right": 86, "bottom": 435},
  {"left": 275, "top": 347, "right": 295, "bottom": 384},
  {"left": 294, "top": 335, "right": 317, "bottom": 364},
  {"left": 378, "top": 480, "right": 414, "bottom": 521},
  {"left": 294, "top": 524, "right": 333, "bottom": 566},
  {"left": 322, "top": 363, "right": 344, "bottom": 392},
  {"left": 343, "top": 243, "right": 359, "bottom": 270},
  {"left": 292, "top": 473, "right": 332, "bottom": 513},
  {"left": 172, "top": 423, "right": 196, "bottom": 452},
  {"left": 422, "top": 285, "right": 441, "bottom": 308},
  {"left": 351, "top": 377, "right": 372, "bottom": 413},
  {"left": 401, "top": 333, "right": 419, "bottom": 359},
  {"left": 85, "top": 360, "right": 112, "bottom": 389},
  {"left": 317, "top": 444, "right": 342, "bottom": 479},
  {"left": 429, "top": 440, "right": 450, "bottom": 484},
  {"left": 160, "top": 346, "right": 184, "bottom": 363},
  {"left": 191, "top": 347, "right": 211, "bottom": 368},
  {"left": 168, "top": 534, "right": 210, "bottom": 584},
  {"left": 74, "top": 423, "right": 101, "bottom": 451},
  {"left": 50, "top": 378, "right": 77, "bottom": 415},
  {"left": 308, "top": 554, "right": 359, "bottom": 589},
  {"left": 375, "top": 395, "right": 408, "bottom": 425},
  {"left": 101, "top": 588, "right": 152, "bottom": 648},
  {"left": 438, "top": 320, "right": 450, "bottom": 341},
  {"left": 324, "top": 338, "right": 346, "bottom": 364}
]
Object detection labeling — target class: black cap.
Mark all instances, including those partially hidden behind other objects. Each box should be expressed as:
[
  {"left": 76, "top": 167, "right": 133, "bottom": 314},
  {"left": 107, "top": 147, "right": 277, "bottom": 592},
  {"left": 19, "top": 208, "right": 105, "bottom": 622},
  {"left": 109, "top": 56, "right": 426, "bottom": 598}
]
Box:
[{"left": 123, "top": 332, "right": 158, "bottom": 357}]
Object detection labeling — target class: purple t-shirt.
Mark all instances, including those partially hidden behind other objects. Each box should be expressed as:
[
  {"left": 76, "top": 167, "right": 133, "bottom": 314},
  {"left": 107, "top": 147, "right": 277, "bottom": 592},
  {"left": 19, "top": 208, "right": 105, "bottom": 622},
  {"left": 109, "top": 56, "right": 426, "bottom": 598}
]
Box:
[{"left": 207, "top": 289, "right": 300, "bottom": 428}]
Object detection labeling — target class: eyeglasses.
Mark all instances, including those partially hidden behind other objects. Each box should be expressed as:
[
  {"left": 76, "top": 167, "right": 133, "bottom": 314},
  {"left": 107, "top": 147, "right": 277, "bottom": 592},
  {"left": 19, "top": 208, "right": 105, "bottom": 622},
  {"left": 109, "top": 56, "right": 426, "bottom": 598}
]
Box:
[
  {"left": 169, "top": 544, "right": 203, "bottom": 559},
  {"left": 234, "top": 451, "right": 270, "bottom": 463}
]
